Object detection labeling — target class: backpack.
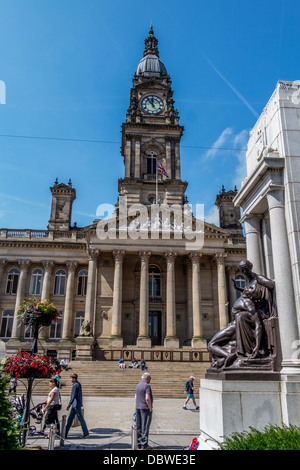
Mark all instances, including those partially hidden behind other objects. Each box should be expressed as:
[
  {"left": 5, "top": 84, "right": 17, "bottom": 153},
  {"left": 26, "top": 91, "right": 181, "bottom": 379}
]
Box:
[{"left": 185, "top": 381, "right": 189, "bottom": 392}]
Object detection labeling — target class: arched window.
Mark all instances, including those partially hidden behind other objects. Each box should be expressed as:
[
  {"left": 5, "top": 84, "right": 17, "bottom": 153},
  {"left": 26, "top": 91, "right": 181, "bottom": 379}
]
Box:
[
  {"left": 54, "top": 270, "right": 66, "bottom": 296},
  {"left": 29, "top": 269, "right": 43, "bottom": 295},
  {"left": 77, "top": 270, "right": 88, "bottom": 296},
  {"left": 235, "top": 274, "right": 246, "bottom": 299},
  {"left": 50, "top": 311, "right": 62, "bottom": 339},
  {"left": 6, "top": 268, "right": 19, "bottom": 295},
  {"left": 149, "top": 265, "right": 161, "bottom": 297},
  {"left": 147, "top": 152, "right": 157, "bottom": 174}
]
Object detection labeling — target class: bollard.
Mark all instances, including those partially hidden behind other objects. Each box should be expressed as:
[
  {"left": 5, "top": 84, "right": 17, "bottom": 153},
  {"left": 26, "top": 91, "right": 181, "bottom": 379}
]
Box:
[
  {"left": 48, "top": 425, "right": 56, "bottom": 450},
  {"left": 60, "top": 415, "right": 67, "bottom": 447},
  {"left": 131, "top": 424, "right": 137, "bottom": 450}
]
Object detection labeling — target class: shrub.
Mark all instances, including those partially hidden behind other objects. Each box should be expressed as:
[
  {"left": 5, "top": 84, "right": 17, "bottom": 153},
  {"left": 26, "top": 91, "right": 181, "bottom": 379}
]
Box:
[
  {"left": 0, "top": 372, "right": 20, "bottom": 450},
  {"left": 218, "top": 424, "right": 300, "bottom": 450}
]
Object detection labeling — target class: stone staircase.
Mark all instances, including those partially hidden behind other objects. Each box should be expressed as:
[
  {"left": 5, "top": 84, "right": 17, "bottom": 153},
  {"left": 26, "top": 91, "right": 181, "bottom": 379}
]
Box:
[{"left": 16, "top": 360, "right": 211, "bottom": 399}]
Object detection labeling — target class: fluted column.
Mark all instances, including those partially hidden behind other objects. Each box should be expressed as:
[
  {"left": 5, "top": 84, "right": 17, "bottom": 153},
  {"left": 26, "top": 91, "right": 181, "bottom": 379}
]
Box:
[
  {"left": 85, "top": 249, "right": 99, "bottom": 326},
  {"left": 215, "top": 253, "right": 228, "bottom": 331},
  {"left": 266, "top": 187, "right": 300, "bottom": 374},
  {"left": 137, "top": 251, "right": 151, "bottom": 347},
  {"left": 164, "top": 252, "right": 179, "bottom": 348},
  {"left": 11, "top": 260, "right": 31, "bottom": 339},
  {"left": 189, "top": 253, "right": 204, "bottom": 347},
  {"left": 243, "top": 214, "right": 264, "bottom": 274},
  {"left": 61, "top": 261, "right": 78, "bottom": 340},
  {"left": 110, "top": 250, "right": 125, "bottom": 348}
]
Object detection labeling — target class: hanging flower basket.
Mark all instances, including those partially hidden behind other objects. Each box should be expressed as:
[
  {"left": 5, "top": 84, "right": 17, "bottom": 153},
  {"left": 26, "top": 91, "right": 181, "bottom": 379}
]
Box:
[
  {"left": 17, "top": 298, "right": 59, "bottom": 328},
  {"left": 2, "top": 351, "right": 62, "bottom": 379}
]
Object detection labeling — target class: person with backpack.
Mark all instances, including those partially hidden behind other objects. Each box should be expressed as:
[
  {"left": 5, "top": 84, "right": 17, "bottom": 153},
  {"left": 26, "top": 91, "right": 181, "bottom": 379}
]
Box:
[{"left": 183, "top": 376, "right": 199, "bottom": 410}]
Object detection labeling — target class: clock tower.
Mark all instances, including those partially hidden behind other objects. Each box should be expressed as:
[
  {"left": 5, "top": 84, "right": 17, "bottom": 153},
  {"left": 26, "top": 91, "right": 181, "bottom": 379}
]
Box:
[{"left": 118, "top": 25, "right": 188, "bottom": 208}]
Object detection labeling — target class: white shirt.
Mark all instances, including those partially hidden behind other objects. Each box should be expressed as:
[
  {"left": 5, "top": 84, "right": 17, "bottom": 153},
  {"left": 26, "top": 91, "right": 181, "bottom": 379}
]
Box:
[{"left": 47, "top": 386, "right": 60, "bottom": 405}]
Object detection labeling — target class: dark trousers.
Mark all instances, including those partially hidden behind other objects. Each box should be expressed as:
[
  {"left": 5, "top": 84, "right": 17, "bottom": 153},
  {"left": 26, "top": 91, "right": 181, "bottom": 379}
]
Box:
[
  {"left": 65, "top": 405, "right": 88, "bottom": 437},
  {"left": 44, "top": 404, "right": 60, "bottom": 433},
  {"left": 136, "top": 408, "right": 152, "bottom": 447}
]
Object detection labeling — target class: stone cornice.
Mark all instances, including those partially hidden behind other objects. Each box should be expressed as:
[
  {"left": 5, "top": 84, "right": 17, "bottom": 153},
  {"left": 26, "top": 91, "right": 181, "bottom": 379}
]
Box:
[{"left": 233, "top": 156, "right": 285, "bottom": 209}]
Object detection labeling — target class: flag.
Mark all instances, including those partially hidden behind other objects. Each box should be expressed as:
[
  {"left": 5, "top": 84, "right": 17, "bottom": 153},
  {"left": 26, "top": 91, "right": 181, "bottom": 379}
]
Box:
[{"left": 157, "top": 161, "right": 169, "bottom": 178}]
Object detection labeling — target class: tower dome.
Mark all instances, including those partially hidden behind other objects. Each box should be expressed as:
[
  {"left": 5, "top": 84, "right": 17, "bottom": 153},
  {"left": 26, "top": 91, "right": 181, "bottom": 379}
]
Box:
[{"left": 135, "top": 25, "right": 167, "bottom": 78}]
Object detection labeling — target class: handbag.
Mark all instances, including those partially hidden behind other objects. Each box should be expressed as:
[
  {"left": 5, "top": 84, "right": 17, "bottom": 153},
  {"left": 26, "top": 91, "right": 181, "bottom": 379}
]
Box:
[{"left": 71, "top": 407, "right": 84, "bottom": 427}]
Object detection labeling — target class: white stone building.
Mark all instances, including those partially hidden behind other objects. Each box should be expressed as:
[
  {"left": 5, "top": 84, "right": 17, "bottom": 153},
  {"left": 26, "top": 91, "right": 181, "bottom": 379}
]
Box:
[{"left": 234, "top": 80, "right": 300, "bottom": 375}]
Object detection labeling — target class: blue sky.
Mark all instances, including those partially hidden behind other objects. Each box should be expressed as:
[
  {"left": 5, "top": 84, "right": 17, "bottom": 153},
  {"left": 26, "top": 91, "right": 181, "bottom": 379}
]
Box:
[{"left": 0, "top": 0, "right": 299, "bottom": 229}]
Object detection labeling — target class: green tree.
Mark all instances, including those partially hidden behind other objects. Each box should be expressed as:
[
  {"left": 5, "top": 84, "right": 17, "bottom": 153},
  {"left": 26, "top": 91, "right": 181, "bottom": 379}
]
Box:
[{"left": 0, "top": 372, "right": 20, "bottom": 450}]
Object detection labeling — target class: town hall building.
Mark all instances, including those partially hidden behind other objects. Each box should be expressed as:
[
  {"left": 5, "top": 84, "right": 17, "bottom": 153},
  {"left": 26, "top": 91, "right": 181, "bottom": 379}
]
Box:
[{"left": 0, "top": 27, "right": 246, "bottom": 362}]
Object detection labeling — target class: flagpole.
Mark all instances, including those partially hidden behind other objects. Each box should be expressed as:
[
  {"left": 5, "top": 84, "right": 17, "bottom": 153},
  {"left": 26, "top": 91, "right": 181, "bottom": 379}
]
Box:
[{"left": 156, "top": 160, "right": 159, "bottom": 205}]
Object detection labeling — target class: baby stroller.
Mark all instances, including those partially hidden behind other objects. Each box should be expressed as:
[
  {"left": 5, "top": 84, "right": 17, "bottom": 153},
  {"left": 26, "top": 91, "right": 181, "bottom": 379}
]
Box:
[{"left": 14, "top": 394, "right": 46, "bottom": 435}]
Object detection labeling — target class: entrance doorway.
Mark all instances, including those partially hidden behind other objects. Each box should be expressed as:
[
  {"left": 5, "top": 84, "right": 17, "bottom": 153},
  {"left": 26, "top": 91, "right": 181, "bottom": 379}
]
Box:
[{"left": 149, "top": 311, "right": 162, "bottom": 346}]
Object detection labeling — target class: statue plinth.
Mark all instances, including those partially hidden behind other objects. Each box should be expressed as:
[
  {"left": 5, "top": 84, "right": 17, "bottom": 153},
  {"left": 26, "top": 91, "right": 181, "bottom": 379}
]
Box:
[{"left": 75, "top": 336, "right": 94, "bottom": 361}]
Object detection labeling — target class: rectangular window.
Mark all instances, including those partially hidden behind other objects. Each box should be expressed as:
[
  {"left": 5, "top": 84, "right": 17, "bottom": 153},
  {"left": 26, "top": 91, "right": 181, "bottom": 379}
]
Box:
[
  {"left": 49, "top": 312, "right": 62, "bottom": 339},
  {"left": 0, "top": 310, "right": 14, "bottom": 338},
  {"left": 74, "top": 311, "right": 85, "bottom": 337}
]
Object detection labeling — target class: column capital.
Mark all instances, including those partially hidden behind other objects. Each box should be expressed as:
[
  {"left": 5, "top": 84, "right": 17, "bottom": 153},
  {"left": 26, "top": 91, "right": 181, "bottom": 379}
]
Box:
[
  {"left": 139, "top": 251, "right": 151, "bottom": 262},
  {"left": 0, "top": 259, "right": 7, "bottom": 269},
  {"left": 266, "top": 185, "right": 285, "bottom": 210},
  {"left": 214, "top": 253, "right": 227, "bottom": 265},
  {"left": 87, "top": 248, "right": 100, "bottom": 261},
  {"left": 164, "top": 251, "right": 177, "bottom": 263},
  {"left": 240, "top": 213, "right": 263, "bottom": 227},
  {"left": 113, "top": 250, "right": 125, "bottom": 262},
  {"left": 66, "top": 260, "right": 78, "bottom": 273},
  {"left": 189, "top": 252, "right": 202, "bottom": 264},
  {"left": 42, "top": 260, "right": 55, "bottom": 271},
  {"left": 18, "top": 259, "right": 31, "bottom": 272}
]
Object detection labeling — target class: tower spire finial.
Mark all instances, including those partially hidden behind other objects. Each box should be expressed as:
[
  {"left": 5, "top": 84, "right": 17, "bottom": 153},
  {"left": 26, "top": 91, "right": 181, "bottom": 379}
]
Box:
[{"left": 144, "top": 24, "right": 159, "bottom": 57}]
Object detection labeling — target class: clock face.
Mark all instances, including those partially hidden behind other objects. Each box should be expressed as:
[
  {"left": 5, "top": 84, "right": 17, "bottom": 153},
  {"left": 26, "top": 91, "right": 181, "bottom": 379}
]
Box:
[{"left": 142, "top": 95, "right": 163, "bottom": 114}]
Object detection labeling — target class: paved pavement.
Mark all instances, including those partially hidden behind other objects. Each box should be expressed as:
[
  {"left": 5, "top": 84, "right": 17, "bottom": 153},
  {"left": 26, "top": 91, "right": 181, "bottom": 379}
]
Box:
[{"left": 26, "top": 395, "right": 201, "bottom": 450}]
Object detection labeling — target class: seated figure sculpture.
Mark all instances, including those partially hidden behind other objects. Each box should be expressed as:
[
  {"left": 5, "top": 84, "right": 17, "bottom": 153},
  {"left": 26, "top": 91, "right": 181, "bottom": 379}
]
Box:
[{"left": 207, "top": 260, "right": 278, "bottom": 371}]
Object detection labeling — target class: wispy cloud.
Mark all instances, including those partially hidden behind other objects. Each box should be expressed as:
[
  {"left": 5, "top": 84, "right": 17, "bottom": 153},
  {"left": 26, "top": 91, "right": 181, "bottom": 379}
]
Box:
[
  {"left": 202, "top": 127, "right": 233, "bottom": 161},
  {"left": 0, "top": 192, "right": 48, "bottom": 209},
  {"left": 201, "top": 53, "right": 259, "bottom": 119}
]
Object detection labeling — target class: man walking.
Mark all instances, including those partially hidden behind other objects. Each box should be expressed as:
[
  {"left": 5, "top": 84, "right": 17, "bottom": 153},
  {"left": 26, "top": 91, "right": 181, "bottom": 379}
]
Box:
[
  {"left": 135, "top": 372, "right": 153, "bottom": 449},
  {"left": 183, "top": 376, "right": 199, "bottom": 410},
  {"left": 65, "top": 373, "right": 89, "bottom": 438}
]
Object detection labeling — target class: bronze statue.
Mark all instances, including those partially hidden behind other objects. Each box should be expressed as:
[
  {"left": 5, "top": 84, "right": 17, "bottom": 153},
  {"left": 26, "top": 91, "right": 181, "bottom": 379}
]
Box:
[{"left": 207, "top": 260, "right": 280, "bottom": 373}]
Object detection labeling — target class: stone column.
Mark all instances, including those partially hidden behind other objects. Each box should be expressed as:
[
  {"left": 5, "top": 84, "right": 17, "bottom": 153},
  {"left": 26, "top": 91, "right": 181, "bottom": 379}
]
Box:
[
  {"left": 266, "top": 187, "right": 300, "bottom": 374},
  {"left": 189, "top": 253, "right": 205, "bottom": 347},
  {"left": 164, "top": 252, "right": 179, "bottom": 348},
  {"left": 110, "top": 250, "right": 125, "bottom": 348},
  {"left": 40, "top": 260, "right": 54, "bottom": 340},
  {"left": 41, "top": 261, "right": 54, "bottom": 302},
  {"left": 166, "top": 140, "right": 172, "bottom": 178},
  {"left": 0, "top": 259, "right": 7, "bottom": 293},
  {"left": 175, "top": 140, "right": 181, "bottom": 179},
  {"left": 134, "top": 139, "right": 141, "bottom": 179},
  {"left": 226, "top": 266, "right": 238, "bottom": 321},
  {"left": 215, "top": 253, "right": 228, "bottom": 331},
  {"left": 184, "top": 257, "right": 193, "bottom": 342},
  {"left": 137, "top": 251, "right": 151, "bottom": 347},
  {"left": 11, "top": 260, "right": 31, "bottom": 339},
  {"left": 61, "top": 261, "right": 78, "bottom": 340},
  {"left": 243, "top": 214, "right": 264, "bottom": 274},
  {"left": 125, "top": 136, "right": 131, "bottom": 178},
  {"left": 85, "top": 249, "right": 99, "bottom": 326}
]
